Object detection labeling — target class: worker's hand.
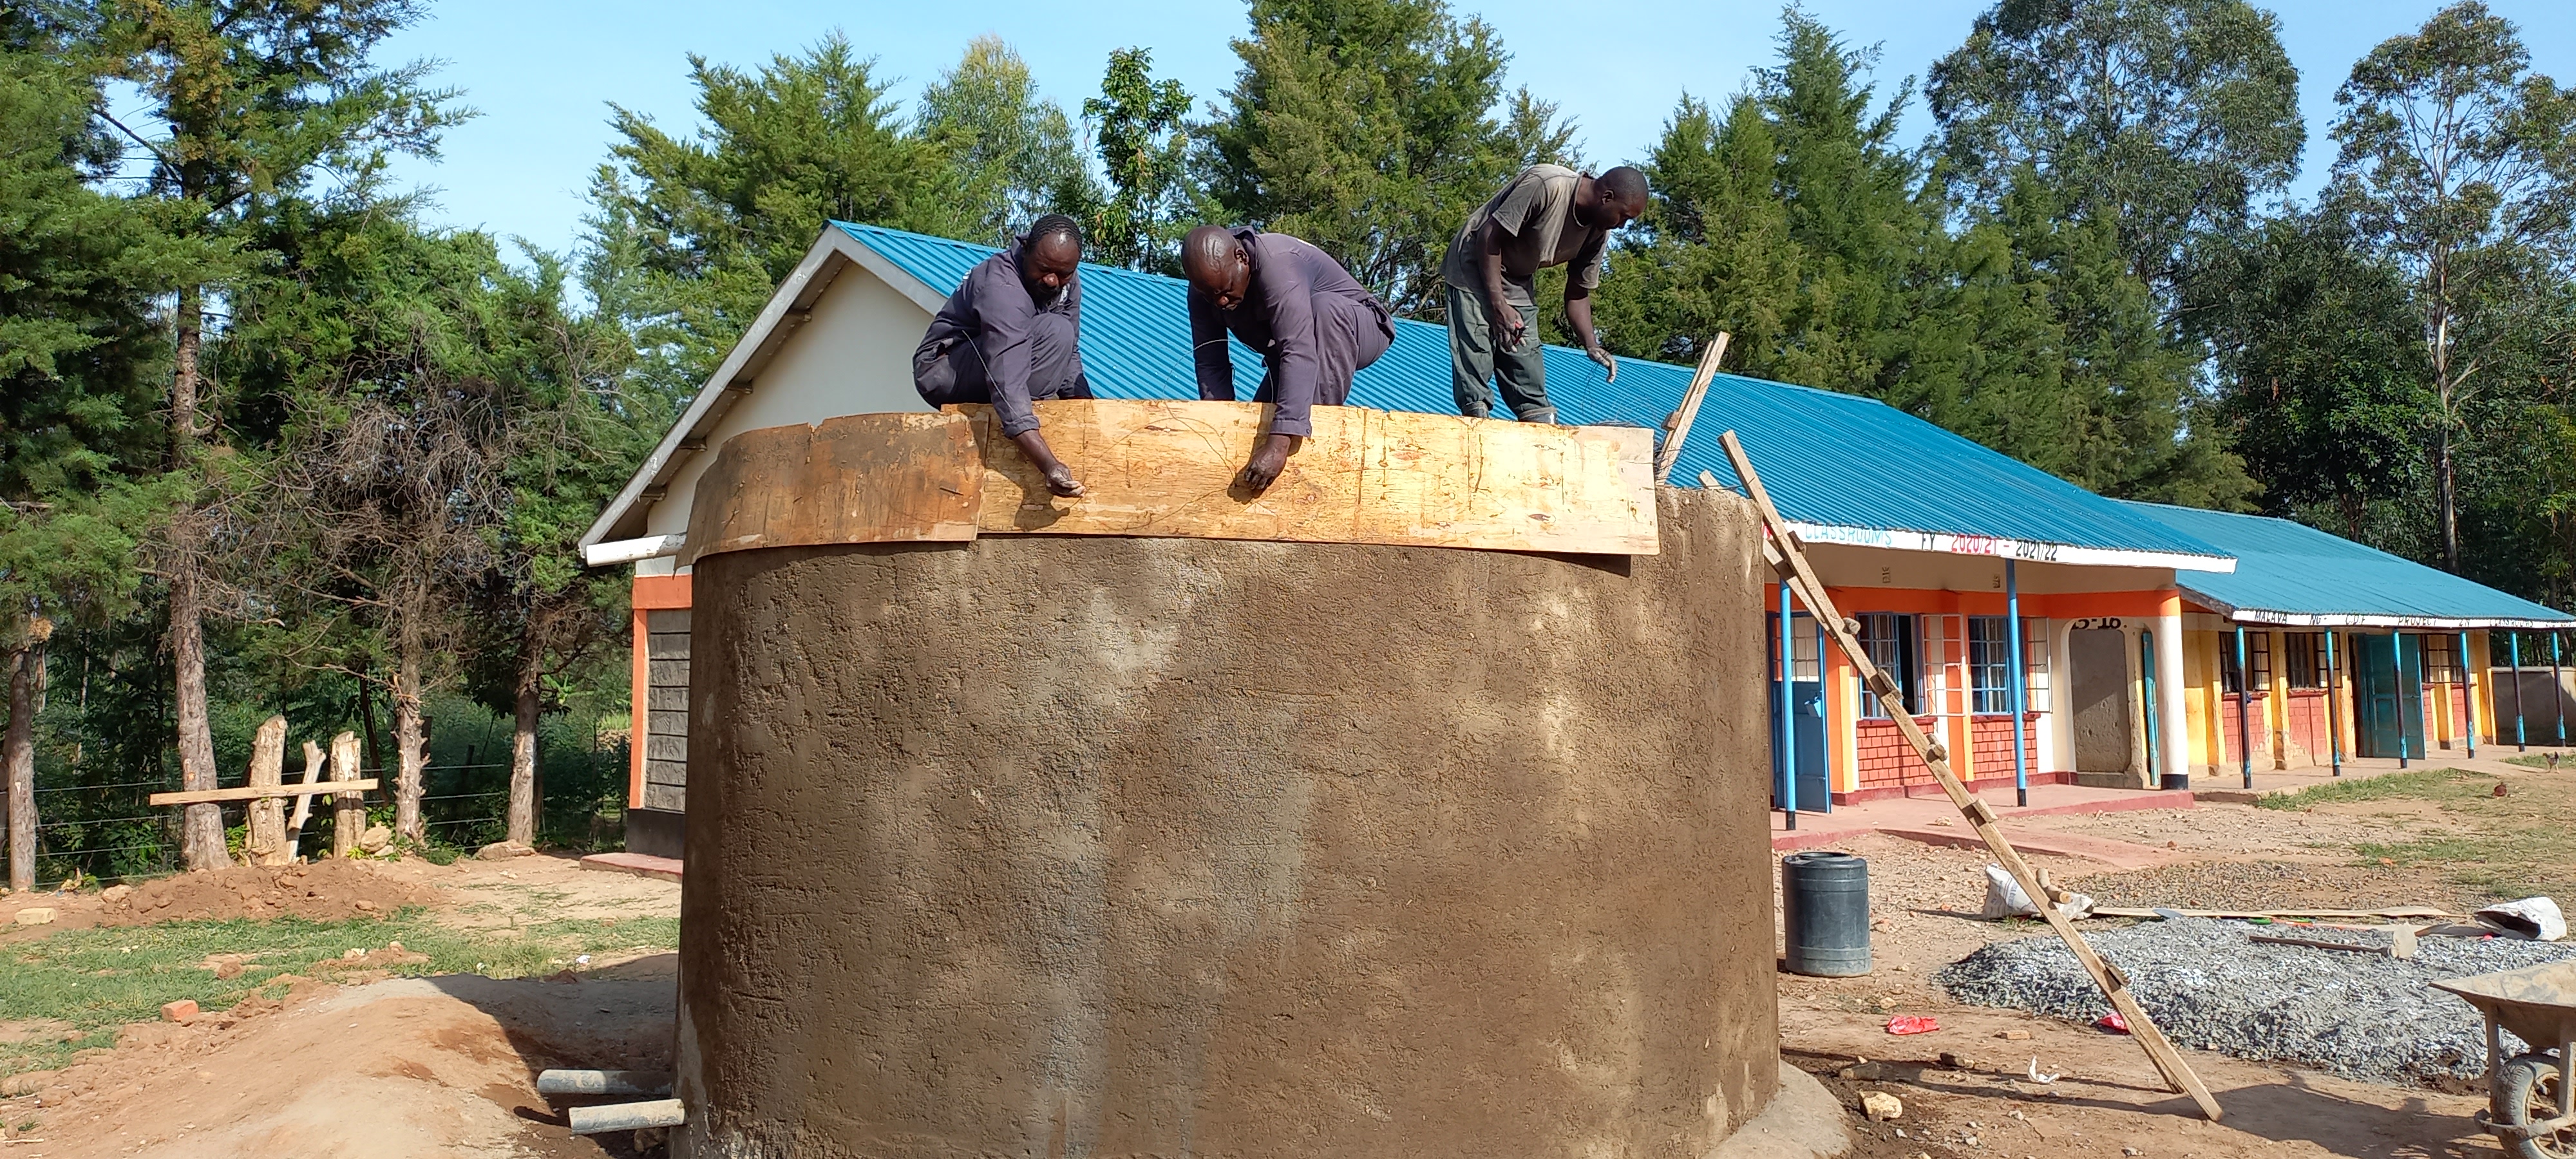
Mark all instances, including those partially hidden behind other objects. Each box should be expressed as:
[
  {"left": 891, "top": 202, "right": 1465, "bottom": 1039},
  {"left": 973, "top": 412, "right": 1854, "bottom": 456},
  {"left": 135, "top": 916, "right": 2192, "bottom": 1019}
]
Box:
[
  {"left": 1587, "top": 343, "right": 1618, "bottom": 383},
  {"left": 1490, "top": 301, "right": 1525, "bottom": 348},
  {"left": 1240, "top": 433, "right": 1300, "bottom": 493},
  {"left": 1012, "top": 429, "right": 1084, "bottom": 498}
]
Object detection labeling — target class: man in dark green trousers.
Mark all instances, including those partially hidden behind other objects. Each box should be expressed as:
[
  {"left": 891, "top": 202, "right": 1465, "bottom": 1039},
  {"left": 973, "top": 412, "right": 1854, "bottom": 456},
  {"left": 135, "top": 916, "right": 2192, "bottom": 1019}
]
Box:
[{"left": 1439, "top": 164, "right": 1647, "bottom": 424}]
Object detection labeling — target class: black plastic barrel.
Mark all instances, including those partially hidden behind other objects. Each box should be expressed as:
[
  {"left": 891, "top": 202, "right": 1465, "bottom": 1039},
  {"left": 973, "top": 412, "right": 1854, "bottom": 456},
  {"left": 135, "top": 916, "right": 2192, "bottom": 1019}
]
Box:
[{"left": 1781, "top": 851, "right": 1871, "bottom": 977}]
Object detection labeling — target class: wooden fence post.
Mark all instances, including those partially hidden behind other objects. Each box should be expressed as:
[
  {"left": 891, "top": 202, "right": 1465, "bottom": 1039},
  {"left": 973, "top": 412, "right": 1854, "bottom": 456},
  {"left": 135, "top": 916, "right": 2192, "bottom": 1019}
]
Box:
[
  {"left": 246, "top": 715, "right": 288, "bottom": 866},
  {"left": 286, "top": 739, "right": 325, "bottom": 862},
  {"left": 330, "top": 731, "right": 364, "bottom": 858}
]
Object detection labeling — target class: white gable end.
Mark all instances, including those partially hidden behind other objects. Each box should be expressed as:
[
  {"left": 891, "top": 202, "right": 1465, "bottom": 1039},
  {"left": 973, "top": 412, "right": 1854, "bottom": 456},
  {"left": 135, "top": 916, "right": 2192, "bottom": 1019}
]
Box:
[
  {"left": 641, "top": 269, "right": 936, "bottom": 542},
  {"left": 583, "top": 227, "right": 950, "bottom": 570}
]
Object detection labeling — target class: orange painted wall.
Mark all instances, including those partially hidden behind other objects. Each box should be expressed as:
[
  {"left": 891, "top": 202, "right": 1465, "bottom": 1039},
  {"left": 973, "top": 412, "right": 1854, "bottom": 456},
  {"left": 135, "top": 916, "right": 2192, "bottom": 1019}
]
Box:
[{"left": 1783, "top": 583, "right": 2174, "bottom": 796}]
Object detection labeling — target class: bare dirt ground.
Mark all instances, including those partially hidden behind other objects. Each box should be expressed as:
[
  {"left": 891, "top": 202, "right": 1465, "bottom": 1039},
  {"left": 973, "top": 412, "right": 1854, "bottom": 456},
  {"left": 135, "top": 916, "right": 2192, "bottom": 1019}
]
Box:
[
  {"left": 0, "top": 854, "right": 679, "bottom": 1158},
  {"left": 3, "top": 767, "right": 2562, "bottom": 1158},
  {"left": 9, "top": 961, "right": 677, "bottom": 1159},
  {"left": 1780, "top": 772, "right": 2571, "bottom": 1159}
]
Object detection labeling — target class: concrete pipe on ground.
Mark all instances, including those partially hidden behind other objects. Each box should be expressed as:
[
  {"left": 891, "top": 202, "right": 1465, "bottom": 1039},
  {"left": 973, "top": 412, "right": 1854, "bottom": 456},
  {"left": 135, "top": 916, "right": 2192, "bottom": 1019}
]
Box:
[{"left": 674, "top": 487, "right": 1781, "bottom": 1158}]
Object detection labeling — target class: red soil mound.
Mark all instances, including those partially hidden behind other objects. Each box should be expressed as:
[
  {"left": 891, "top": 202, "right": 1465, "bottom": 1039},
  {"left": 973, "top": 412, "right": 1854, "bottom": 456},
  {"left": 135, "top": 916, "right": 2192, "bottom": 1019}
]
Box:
[{"left": 99, "top": 859, "right": 442, "bottom": 926}]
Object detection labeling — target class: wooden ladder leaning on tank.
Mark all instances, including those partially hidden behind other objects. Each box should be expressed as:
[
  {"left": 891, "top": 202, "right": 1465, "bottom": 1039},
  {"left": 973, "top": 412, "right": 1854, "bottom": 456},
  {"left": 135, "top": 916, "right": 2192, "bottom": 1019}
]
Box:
[{"left": 1704, "top": 428, "right": 2224, "bottom": 1122}]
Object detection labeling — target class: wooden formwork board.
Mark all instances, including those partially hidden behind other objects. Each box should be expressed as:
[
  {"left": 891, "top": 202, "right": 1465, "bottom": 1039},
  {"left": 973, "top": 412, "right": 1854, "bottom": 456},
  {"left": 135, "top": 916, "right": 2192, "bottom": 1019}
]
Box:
[{"left": 680, "top": 400, "right": 1659, "bottom": 564}]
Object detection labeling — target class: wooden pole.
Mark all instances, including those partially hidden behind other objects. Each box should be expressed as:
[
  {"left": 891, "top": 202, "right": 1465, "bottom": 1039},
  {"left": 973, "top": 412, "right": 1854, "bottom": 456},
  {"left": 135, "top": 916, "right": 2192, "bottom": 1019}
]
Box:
[
  {"left": 150, "top": 779, "right": 381, "bottom": 806},
  {"left": 1709, "top": 432, "right": 2222, "bottom": 1121},
  {"left": 330, "top": 730, "right": 364, "bottom": 858},
  {"left": 246, "top": 715, "right": 288, "bottom": 866},
  {"left": 287, "top": 739, "right": 325, "bottom": 862},
  {"left": 1653, "top": 332, "right": 1731, "bottom": 484}
]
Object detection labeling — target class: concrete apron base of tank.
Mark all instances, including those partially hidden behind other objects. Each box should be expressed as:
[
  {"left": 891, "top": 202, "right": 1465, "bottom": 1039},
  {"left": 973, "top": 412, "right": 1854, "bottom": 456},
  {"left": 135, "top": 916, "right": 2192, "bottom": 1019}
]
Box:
[
  {"left": 673, "top": 489, "right": 1783, "bottom": 1158},
  {"left": 1707, "top": 1064, "right": 1855, "bottom": 1159}
]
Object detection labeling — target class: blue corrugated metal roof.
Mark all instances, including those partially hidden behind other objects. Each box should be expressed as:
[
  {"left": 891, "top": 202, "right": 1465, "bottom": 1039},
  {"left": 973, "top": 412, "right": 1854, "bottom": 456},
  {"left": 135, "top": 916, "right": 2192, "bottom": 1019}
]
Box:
[
  {"left": 2121, "top": 501, "right": 2575, "bottom": 627},
  {"left": 840, "top": 221, "right": 2233, "bottom": 569}
]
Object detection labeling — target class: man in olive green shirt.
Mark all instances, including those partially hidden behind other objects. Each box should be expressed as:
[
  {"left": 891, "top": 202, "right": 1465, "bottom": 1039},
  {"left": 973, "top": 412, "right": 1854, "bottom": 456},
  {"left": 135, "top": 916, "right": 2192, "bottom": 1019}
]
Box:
[{"left": 1439, "top": 164, "right": 1647, "bottom": 424}]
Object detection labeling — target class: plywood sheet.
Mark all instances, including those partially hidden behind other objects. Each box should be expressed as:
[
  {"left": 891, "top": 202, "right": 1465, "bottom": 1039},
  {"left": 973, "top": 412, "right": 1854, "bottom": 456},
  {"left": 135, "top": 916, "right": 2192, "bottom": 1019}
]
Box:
[
  {"left": 962, "top": 400, "right": 1659, "bottom": 554},
  {"left": 681, "top": 411, "right": 982, "bottom": 565}
]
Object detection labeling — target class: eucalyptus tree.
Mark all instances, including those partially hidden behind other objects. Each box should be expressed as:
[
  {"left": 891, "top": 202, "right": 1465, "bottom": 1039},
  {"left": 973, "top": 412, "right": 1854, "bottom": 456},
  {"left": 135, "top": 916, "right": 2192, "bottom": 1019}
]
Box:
[{"left": 2327, "top": 0, "right": 2576, "bottom": 572}]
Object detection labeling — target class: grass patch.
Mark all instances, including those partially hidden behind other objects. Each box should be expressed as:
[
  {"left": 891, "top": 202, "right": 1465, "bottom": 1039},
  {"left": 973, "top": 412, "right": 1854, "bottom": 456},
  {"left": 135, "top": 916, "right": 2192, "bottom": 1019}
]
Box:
[
  {"left": 2354, "top": 836, "right": 2546, "bottom": 897},
  {"left": 2267, "top": 765, "right": 2576, "bottom": 907},
  {"left": 2505, "top": 753, "right": 2576, "bottom": 769},
  {"left": 2252, "top": 767, "right": 2490, "bottom": 809},
  {"left": 0, "top": 908, "right": 678, "bottom": 1080}
]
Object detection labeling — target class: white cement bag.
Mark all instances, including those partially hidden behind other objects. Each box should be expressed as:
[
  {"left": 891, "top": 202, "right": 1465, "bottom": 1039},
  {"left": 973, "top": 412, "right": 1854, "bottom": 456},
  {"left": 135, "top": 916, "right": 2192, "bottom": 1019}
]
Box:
[
  {"left": 1980, "top": 864, "right": 2094, "bottom": 920},
  {"left": 2475, "top": 896, "right": 2567, "bottom": 941}
]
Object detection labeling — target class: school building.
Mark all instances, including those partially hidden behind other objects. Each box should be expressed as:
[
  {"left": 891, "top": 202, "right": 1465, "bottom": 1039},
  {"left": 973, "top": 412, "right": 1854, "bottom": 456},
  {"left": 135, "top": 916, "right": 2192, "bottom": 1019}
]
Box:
[
  {"left": 2135, "top": 502, "right": 2576, "bottom": 781},
  {"left": 578, "top": 222, "right": 2576, "bottom": 855}
]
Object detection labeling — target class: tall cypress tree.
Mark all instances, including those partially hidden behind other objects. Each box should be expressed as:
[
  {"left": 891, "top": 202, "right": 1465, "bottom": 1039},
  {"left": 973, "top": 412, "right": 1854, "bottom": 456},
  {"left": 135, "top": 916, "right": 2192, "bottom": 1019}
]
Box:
[
  {"left": 94, "top": 0, "right": 458, "bottom": 870},
  {"left": 2328, "top": 1, "right": 2576, "bottom": 574},
  {"left": 1200, "top": 0, "right": 1575, "bottom": 316},
  {"left": 588, "top": 33, "right": 972, "bottom": 395},
  {"left": 0, "top": 27, "right": 184, "bottom": 889},
  {"left": 1599, "top": 8, "right": 2251, "bottom": 507}
]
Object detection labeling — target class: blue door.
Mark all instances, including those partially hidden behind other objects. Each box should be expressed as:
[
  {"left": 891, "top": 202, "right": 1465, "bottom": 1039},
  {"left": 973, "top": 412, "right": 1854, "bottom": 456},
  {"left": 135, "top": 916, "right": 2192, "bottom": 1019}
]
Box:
[
  {"left": 2351, "top": 633, "right": 2425, "bottom": 759},
  {"left": 1771, "top": 612, "right": 1830, "bottom": 811}
]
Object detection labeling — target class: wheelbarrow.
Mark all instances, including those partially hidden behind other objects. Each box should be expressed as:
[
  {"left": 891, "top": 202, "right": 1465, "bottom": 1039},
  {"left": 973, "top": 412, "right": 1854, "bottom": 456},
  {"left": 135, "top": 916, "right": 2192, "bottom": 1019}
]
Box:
[{"left": 2434, "top": 960, "right": 2576, "bottom": 1158}]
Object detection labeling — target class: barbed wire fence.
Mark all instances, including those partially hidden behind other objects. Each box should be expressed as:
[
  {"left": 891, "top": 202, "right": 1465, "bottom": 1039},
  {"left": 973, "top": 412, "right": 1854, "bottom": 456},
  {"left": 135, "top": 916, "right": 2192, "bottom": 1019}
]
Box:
[{"left": 5, "top": 753, "right": 616, "bottom": 886}]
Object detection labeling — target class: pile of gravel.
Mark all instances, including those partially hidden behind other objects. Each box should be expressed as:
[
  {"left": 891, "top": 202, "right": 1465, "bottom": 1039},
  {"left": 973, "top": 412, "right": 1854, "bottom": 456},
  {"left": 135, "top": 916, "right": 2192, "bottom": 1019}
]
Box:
[{"left": 1938, "top": 918, "right": 2576, "bottom": 1084}]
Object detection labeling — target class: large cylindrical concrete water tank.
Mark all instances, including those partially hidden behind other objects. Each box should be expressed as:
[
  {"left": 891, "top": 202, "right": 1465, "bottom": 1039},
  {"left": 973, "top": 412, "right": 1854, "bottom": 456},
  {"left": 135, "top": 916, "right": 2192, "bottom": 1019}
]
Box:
[{"left": 672, "top": 487, "right": 1779, "bottom": 1158}]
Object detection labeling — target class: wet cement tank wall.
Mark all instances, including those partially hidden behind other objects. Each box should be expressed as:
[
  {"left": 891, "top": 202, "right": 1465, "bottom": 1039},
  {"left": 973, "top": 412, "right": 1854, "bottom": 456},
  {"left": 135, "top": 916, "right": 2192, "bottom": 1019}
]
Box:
[{"left": 672, "top": 488, "right": 1779, "bottom": 1158}]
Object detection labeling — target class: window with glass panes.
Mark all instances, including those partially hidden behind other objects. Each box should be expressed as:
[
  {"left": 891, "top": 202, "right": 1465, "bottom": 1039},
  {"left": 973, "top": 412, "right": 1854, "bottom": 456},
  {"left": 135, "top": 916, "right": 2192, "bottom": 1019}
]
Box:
[
  {"left": 1770, "top": 612, "right": 1820, "bottom": 681},
  {"left": 2420, "top": 634, "right": 2461, "bottom": 683},
  {"left": 2219, "top": 630, "right": 2271, "bottom": 693},
  {"left": 1857, "top": 612, "right": 1920, "bottom": 718},
  {"left": 1968, "top": 616, "right": 2017, "bottom": 713},
  {"left": 2284, "top": 632, "right": 2327, "bottom": 688}
]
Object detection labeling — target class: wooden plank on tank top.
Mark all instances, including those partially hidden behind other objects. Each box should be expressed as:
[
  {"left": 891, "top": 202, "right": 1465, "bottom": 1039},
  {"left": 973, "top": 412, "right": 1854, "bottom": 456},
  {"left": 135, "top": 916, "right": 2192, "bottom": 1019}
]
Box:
[
  {"left": 680, "top": 411, "right": 983, "bottom": 565},
  {"left": 961, "top": 399, "right": 1658, "bottom": 555}
]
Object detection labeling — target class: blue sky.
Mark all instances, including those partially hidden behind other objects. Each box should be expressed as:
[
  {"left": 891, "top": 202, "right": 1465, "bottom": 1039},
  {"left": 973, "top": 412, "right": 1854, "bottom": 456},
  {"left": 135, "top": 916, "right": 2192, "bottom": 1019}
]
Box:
[{"left": 325, "top": 0, "right": 2576, "bottom": 258}]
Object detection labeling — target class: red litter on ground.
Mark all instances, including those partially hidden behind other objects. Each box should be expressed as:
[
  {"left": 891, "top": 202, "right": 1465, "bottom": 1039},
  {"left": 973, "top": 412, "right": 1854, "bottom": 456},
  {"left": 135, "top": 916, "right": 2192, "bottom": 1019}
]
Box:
[
  {"left": 2095, "top": 1012, "right": 2132, "bottom": 1033},
  {"left": 1886, "top": 1015, "right": 1940, "bottom": 1035}
]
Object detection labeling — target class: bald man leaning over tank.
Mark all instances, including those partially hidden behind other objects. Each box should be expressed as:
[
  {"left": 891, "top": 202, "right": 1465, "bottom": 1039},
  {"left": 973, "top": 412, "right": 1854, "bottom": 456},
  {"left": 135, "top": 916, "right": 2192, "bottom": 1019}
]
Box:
[
  {"left": 1441, "top": 164, "right": 1649, "bottom": 425},
  {"left": 913, "top": 213, "right": 1094, "bottom": 497},
  {"left": 1181, "top": 224, "right": 1395, "bottom": 492}
]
